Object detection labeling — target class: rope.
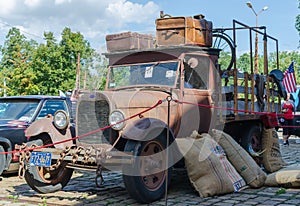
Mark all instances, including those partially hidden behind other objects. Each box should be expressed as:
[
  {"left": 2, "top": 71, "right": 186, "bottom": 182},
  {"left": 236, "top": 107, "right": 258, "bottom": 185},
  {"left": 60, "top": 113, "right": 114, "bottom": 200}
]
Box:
[{"left": 1, "top": 97, "right": 297, "bottom": 155}]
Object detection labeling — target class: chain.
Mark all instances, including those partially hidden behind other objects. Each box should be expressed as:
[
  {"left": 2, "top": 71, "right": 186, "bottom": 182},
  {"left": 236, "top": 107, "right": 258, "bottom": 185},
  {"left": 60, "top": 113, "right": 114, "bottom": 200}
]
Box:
[
  {"left": 50, "top": 148, "right": 67, "bottom": 170},
  {"left": 18, "top": 143, "right": 42, "bottom": 179},
  {"left": 49, "top": 145, "right": 86, "bottom": 170},
  {"left": 95, "top": 147, "right": 106, "bottom": 187},
  {"left": 83, "top": 147, "right": 93, "bottom": 164},
  {"left": 18, "top": 143, "right": 27, "bottom": 179},
  {"left": 72, "top": 146, "right": 84, "bottom": 164},
  {"left": 95, "top": 164, "right": 104, "bottom": 187}
]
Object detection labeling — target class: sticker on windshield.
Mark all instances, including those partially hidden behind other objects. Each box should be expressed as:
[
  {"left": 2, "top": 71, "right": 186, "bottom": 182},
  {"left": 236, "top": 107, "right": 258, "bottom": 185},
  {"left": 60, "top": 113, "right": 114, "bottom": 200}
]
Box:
[
  {"left": 166, "top": 70, "right": 175, "bottom": 78},
  {"left": 145, "top": 66, "right": 153, "bottom": 78}
]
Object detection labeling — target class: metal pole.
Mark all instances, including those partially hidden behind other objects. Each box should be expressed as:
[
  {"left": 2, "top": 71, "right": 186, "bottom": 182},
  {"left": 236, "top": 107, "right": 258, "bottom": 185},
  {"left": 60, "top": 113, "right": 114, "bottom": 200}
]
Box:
[
  {"left": 164, "top": 95, "right": 172, "bottom": 206},
  {"left": 254, "top": 16, "right": 259, "bottom": 74},
  {"left": 233, "top": 20, "right": 238, "bottom": 114},
  {"left": 76, "top": 53, "right": 81, "bottom": 90},
  {"left": 246, "top": 2, "right": 268, "bottom": 74}
]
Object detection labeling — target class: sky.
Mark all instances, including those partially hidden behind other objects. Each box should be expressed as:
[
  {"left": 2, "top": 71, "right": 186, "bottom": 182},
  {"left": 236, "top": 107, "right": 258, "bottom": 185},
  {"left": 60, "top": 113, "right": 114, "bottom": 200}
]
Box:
[{"left": 0, "top": 0, "right": 298, "bottom": 55}]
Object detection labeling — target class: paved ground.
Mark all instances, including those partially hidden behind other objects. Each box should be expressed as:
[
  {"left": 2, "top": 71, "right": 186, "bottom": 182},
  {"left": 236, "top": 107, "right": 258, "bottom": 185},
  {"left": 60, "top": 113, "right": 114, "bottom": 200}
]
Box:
[{"left": 0, "top": 137, "right": 300, "bottom": 206}]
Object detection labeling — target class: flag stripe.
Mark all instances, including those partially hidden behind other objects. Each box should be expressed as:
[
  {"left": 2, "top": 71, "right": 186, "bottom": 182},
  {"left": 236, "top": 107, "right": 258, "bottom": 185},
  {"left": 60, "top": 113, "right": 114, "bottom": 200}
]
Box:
[{"left": 283, "top": 62, "right": 297, "bottom": 93}]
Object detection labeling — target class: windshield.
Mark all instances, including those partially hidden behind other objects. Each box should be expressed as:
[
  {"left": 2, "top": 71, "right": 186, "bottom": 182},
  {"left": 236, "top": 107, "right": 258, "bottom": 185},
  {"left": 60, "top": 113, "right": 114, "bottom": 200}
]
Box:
[
  {"left": 107, "top": 61, "right": 179, "bottom": 89},
  {"left": 0, "top": 100, "right": 40, "bottom": 122}
]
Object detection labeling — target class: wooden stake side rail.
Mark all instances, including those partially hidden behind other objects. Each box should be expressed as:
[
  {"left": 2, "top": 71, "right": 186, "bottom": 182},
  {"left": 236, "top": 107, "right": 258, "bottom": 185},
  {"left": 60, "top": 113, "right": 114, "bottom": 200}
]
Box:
[{"left": 220, "top": 70, "right": 281, "bottom": 121}]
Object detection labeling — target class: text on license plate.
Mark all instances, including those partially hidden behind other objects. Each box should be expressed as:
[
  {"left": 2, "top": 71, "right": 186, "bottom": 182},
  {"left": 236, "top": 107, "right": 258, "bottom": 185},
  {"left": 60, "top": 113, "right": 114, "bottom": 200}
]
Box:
[{"left": 29, "top": 151, "right": 52, "bottom": 167}]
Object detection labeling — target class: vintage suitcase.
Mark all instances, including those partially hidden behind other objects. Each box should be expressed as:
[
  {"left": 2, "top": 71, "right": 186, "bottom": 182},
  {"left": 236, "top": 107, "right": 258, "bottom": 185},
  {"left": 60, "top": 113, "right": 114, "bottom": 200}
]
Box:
[
  {"left": 156, "top": 14, "right": 213, "bottom": 47},
  {"left": 106, "top": 32, "right": 155, "bottom": 52}
]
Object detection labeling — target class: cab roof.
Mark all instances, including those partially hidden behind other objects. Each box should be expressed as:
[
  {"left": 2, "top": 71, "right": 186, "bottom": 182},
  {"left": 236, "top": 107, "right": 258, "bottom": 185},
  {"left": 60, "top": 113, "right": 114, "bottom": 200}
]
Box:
[{"left": 103, "top": 45, "right": 220, "bottom": 66}]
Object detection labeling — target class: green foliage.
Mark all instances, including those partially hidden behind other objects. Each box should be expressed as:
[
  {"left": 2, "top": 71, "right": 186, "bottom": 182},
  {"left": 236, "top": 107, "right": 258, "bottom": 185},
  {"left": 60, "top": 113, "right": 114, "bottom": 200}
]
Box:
[
  {"left": 218, "top": 51, "right": 233, "bottom": 70},
  {"left": 223, "top": 51, "right": 300, "bottom": 83},
  {"left": 81, "top": 51, "right": 107, "bottom": 91},
  {"left": 236, "top": 53, "right": 251, "bottom": 73},
  {"left": 275, "top": 188, "right": 286, "bottom": 195},
  {"left": 7, "top": 194, "right": 19, "bottom": 202},
  {"left": 0, "top": 28, "right": 38, "bottom": 95},
  {"left": 0, "top": 27, "right": 103, "bottom": 96}
]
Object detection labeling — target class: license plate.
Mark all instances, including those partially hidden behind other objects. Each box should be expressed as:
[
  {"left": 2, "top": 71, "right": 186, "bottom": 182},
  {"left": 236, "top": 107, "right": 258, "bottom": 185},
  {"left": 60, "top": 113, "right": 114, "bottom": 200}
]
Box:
[{"left": 29, "top": 152, "right": 52, "bottom": 167}]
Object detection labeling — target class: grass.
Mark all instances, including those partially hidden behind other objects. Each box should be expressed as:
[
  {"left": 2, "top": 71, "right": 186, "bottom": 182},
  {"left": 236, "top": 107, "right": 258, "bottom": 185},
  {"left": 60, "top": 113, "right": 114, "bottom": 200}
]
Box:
[
  {"left": 7, "top": 195, "right": 19, "bottom": 203},
  {"left": 275, "top": 188, "right": 286, "bottom": 195}
]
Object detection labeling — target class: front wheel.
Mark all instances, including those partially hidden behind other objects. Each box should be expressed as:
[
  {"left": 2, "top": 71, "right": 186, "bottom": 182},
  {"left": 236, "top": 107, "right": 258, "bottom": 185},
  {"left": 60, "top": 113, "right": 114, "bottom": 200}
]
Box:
[
  {"left": 24, "top": 138, "right": 73, "bottom": 193},
  {"left": 122, "top": 133, "right": 172, "bottom": 203}
]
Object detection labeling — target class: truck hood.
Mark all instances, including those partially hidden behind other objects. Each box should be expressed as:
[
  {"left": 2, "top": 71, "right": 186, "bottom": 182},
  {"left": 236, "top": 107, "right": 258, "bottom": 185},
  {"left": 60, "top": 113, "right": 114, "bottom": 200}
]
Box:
[{"left": 102, "top": 88, "right": 180, "bottom": 127}]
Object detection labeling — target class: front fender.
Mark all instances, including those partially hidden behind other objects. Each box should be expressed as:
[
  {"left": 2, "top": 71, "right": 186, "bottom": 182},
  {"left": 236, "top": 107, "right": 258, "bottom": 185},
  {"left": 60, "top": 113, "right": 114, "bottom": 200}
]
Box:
[
  {"left": 122, "top": 118, "right": 174, "bottom": 141},
  {"left": 122, "top": 118, "right": 185, "bottom": 168},
  {"left": 25, "top": 117, "right": 73, "bottom": 149}
]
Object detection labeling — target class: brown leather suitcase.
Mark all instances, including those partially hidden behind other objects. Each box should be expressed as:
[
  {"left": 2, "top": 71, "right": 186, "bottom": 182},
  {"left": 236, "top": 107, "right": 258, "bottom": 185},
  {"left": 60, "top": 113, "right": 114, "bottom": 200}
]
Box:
[
  {"left": 106, "top": 32, "right": 155, "bottom": 52},
  {"left": 156, "top": 14, "right": 212, "bottom": 47}
]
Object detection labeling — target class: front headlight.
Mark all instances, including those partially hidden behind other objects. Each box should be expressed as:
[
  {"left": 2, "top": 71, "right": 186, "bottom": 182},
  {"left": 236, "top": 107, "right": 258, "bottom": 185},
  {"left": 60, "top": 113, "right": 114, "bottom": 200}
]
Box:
[
  {"left": 109, "top": 110, "right": 125, "bottom": 130},
  {"left": 53, "top": 110, "right": 69, "bottom": 130}
]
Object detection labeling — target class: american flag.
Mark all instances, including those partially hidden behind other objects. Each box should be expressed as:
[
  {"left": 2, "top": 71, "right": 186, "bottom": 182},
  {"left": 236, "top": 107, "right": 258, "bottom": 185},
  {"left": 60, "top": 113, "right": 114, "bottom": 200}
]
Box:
[{"left": 283, "top": 61, "right": 297, "bottom": 93}]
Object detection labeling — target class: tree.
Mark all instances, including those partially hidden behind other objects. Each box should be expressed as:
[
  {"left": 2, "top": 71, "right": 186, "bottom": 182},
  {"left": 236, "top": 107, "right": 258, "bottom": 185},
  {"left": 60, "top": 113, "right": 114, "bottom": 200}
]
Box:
[
  {"left": 31, "top": 32, "right": 62, "bottom": 95},
  {"left": 0, "top": 28, "right": 39, "bottom": 95},
  {"left": 219, "top": 49, "right": 300, "bottom": 84},
  {"left": 269, "top": 51, "right": 300, "bottom": 83},
  {"left": 30, "top": 28, "right": 96, "bottom": 95},
  {"left": 58, "top": 28, "right": 95, "bottom": 94},
  {"left": 236, "top": 53, "right": 251, "bottom": 73},
  {"left": 0, "top": 27, "right": 96, "bottom": 96},
  {"left": 81, "top": 51, "right": 108, "bottom": 91}
]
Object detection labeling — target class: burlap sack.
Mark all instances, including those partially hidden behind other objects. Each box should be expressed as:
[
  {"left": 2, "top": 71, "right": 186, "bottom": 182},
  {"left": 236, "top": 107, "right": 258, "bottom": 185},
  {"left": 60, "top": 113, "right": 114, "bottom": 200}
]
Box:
[
  {"left": 264, "top": 164, "right": 300, "bottom": 187},
  {"left": 211, "top": 129, "right": 266, "bottom": 188},
  {"left": 176, "top": 131, "right": 246, "bottom": 198},
  {"left": 261, "top": 127, "right": 288, "bottom": 173}
]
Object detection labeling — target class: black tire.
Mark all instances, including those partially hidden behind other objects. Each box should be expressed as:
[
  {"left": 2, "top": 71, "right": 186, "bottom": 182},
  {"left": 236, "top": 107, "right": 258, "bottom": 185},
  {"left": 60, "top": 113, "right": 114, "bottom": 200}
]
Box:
[
  {"left": 212, "top": 33, "right": 235, "bottom": 71},
  {"left": 241, "top": 125, "right": 262, "bottom": 156},
  {"left": 0, "top": 145, "right": 6, "bottom": 175},
  {"left": 122, "top": 133, "right": 172, "bottom": 203},
  {"left": 24, "top": 137, "right": 73, "bottom": 193},
  {"left": 24, "top": 162, "right": 73, "bottom": 193}
]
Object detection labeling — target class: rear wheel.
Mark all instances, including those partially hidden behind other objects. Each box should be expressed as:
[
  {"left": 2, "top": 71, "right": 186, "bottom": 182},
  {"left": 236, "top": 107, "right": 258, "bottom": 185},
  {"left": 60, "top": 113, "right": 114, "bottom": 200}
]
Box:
[
  {"left": 122, "top": 133, "right": 172, "bottom": 203},
  {"left": 24, "top": 137, "right": 73, "bottom": 193},
  {"left": 0, "top": 145, "right": 6, "bottom": 175},
  {"left": 241, "top": 125, "right": 262, "bottom": 164}
]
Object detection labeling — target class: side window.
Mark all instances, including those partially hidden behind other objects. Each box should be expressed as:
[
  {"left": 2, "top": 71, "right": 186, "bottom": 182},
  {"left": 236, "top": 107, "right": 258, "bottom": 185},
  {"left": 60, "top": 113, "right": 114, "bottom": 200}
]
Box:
[
  {"left": 37, "top": 100, "right": 68, "bottom": 118},
  {"left": 183, "top": 55, "right": 209, "bottom": 89}
]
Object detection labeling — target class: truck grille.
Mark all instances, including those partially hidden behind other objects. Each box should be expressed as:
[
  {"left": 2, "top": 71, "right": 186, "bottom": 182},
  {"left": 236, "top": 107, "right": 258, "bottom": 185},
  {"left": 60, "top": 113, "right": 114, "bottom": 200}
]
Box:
[{"left": 76, "top": 93, "right": 110, "bottom": 144}]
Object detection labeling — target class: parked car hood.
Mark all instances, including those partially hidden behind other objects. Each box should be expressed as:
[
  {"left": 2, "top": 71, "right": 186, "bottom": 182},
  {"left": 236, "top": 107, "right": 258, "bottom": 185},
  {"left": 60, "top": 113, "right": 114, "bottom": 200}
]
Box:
[{"left": 0, "top": 119, "right": 28, "bottom": 129}]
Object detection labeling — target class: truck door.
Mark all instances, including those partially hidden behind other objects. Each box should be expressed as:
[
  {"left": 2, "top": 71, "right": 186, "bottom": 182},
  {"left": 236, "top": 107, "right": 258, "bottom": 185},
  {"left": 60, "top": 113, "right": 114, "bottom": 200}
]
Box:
[{"left": 176, "top": 54, "right": 216, "bottom": 137}]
